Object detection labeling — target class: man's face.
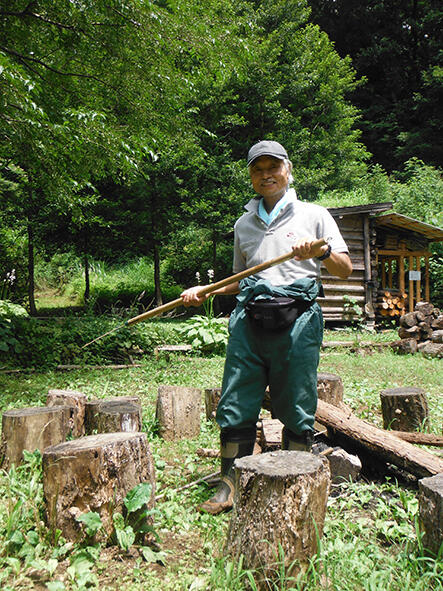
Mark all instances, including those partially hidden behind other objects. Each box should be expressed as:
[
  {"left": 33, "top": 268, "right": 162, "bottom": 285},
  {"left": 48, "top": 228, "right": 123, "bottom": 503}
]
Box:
[{"left": 249, "top": 156, "right": 290, "bottom": 201}]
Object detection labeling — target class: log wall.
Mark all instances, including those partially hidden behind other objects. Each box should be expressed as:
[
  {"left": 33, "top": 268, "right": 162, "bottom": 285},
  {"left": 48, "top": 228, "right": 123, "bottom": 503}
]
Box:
[{"left": 321, "top": 213, "right": 376, "bottom": 322}]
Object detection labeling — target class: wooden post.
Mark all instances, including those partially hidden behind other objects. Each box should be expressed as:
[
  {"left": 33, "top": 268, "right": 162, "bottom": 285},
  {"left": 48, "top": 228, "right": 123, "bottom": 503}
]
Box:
[
  {"left": 399, "top": 255, "right": 405, "bottom": 295},
  {"left": 156, "top": 386, "right": 201, "bottom": 441},
  {"left": 380, "top": 387, "right": 429, "bottom": 432},
  {"left": 409, "top": 256, "right": 414, "bottom": 312},
  {"left": 1, "top": 406, "right": 72, "bottom": 468},
  {"left": 381, "top": 259, "right": 386, "bottom": 290},
  {"left": 47, "top": 389, "right": 87, "bottom": 437},
  {"left": 388, "top": 258, "right": 393, "bottom": 289},
  {"left": 425, "top": 256, "right": 430, "bottom": 302},
  {"left": 415, "top": 257, "right": 421, "bottom": 304},
  {"left": 43, "top": 432, "right": 155, "bottom": 543},
  {"left": 95, "top": 401, "right": 142, "bottom": 433},
  {"left": 226, "top": 451, "right": 330, "bottom": 586}
]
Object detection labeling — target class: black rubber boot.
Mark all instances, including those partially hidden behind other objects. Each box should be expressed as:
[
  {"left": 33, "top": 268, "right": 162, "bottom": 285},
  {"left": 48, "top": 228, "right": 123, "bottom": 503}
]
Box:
[
  {"left": 198, "top": 427, "right": 256, "bottom": 515},
  {"left": 282, "top": 426, "right": 314, "bottom": 451}
]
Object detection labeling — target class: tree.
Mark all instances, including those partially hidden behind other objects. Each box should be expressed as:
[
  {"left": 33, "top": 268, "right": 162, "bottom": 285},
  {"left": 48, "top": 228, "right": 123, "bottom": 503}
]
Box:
[{"left": 308, "top": 0, "right": 443, "bottom": 170}]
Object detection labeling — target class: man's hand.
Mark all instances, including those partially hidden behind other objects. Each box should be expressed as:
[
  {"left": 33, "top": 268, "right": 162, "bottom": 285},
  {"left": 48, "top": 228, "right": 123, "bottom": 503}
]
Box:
[
  {"left": 181, "top": 286, "right": 210, "bottom": 307},
  {"left": 291, "top": 237, "right": 327, "bottom": 261}
]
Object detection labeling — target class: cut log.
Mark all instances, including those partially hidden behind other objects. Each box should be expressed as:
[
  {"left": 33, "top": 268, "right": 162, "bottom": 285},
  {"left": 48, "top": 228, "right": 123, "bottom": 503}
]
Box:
[
  {"left": 398, "top": 325, "right": 420, "bottom": 340},
  {"left": 204, "top": 388, "right": 222, "bottom": 420},
  {"left": 42, "top": 432, "right": 155, "bottom": 543},
  {"left": 259, "top": 418, "right": 283, "bottom": 451},
  {"left": 418, "top": 473, "right": 443, "bottom": 556},
  {"left": 432, "top": 330, "right": 443, "bottom": 343},
  {"left": 390, "top": 338, "right": 418, "bottom": 354},
  {"left": 419, "top": 342, "right": 443, "bottom": 358},
  {"left": 156, "top": 385, "right": 201, "bottom": 441},
  {"left": 84, "top": 397, "right": 141, "bottom": 435},
  {"left": 315, "top": 399, "right": 443, "bottom": 478},
  {"left": 380, "top": 387, "right": 429, "bottom": 432},
  {"left": 431, "top": 315, "right": 443, "bottom": 330},
  {"left": 390, "top": 431, "right": 443, "bottom": 447},
  {"left": 1, "top": 406, "right": 72, "bottom": 469},
  {"left": 317, "top": 373, "right": 344, "bottom": 406},
  {"left": 415, "top": 302, "right": 434, "bottom": 317},
  {"left": 95, "top": 401, "right": 142, "bottom": 433},
  {"left": 47, "top": 389, "right": 86, "bottom": 437},
  {"left": 226, "top": 451, "right": 330, "bottom": 586}
]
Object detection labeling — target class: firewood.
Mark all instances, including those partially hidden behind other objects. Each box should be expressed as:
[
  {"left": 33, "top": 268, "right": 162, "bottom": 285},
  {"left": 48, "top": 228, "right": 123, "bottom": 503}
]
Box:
[
  {"left": 390, "top": 338, "right": 418, "bottom": 354},
  {"left": 400, "top": 312, "right": 418, "bottom": 328},
  {"left": 315, "top": 399, "right": 443, "bottom": 478},
  {"left": 415, "top": 302, "right": 434, "bottom": 316}
]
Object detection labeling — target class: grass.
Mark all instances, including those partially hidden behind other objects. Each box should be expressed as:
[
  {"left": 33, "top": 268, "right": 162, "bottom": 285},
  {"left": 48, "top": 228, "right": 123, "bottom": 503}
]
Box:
[{"left": 0, "top": 338, "right": 442, "bottom": 590}]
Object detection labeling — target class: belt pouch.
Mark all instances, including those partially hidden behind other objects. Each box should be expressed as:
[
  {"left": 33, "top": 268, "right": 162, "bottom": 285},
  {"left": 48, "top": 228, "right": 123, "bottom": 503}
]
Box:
[{"left": 245, "top": 297, "right": 309, "bottom": 331}]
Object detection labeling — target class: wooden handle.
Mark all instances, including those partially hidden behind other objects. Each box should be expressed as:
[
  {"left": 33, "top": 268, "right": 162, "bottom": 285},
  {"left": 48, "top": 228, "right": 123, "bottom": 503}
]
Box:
[{"left": 127, "top": 237, "right": 329, "bottom": 326}]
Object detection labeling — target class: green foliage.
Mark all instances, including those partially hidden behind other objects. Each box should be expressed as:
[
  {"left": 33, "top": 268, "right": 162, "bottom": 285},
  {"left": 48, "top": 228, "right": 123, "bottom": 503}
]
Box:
[{"left": 177, "top": 297, "right": 229, "bottom": 354}]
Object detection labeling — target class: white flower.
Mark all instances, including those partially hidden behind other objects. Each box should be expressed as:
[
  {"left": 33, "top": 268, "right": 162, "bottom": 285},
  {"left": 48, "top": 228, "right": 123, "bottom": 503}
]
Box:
[
  {"left": 195, "top": 271, "right": 201, "bottom": 284},
  {"left": 207, "top": 269, "right": 214, "bottom": 282}
]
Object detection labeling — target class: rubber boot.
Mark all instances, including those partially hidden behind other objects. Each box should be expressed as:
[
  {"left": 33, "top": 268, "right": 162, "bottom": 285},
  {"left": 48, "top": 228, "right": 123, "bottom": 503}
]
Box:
[
  {"left": 198, "top": 427, "right": 256, "bottom": 515},
  {"left": 282, "top": 426, "right": 314, "bottom": 451}
]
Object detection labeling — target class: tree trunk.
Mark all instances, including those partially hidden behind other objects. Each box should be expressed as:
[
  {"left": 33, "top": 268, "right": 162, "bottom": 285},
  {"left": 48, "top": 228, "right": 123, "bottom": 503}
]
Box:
[
  {"left": 83, "top": 229, "right": 90, "bottom": 304},
  {"left": 153, "top": 239, "right": 163, "bottom": 307},
  {"left": 418, "top": 473, "right": 443, "bottom": 556},
  {"left": 27, "top": 220, "right": 37, "bottom": 316},
  {"left": 43, "top": 432, "right": 155, "bottom": 543},
  {"left": 380, "top": 387, "right": 429, "bottom": 432},
  {"left": 315, "top": 399, "right": 443, "bottom": 478},
  {"left": 204, "top": 388, "right": 221, "bottom": 420},
  {"left": 226, "top": 451, "right": 330, "bottom": 587},
  {"left": 1, "top": 406, "right": 72, "bottom": 468},
  {"left": 47, "top": 389, "right": 87, "bottom": 438},
  {"left": 95, "top": 401, "right": 142, "bottom": 433},
  {"left": 317, "top": 372, "right": 344, "bottom": 406},
  {"left": 85, "top": 396, "right": 141, "bottom": 435},
  {"left": 156, "top": 385, "right": 201, "bottom": 441}
]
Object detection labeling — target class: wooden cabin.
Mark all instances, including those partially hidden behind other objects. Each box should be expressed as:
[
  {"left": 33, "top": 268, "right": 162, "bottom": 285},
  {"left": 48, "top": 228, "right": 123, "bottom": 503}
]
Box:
[{"left": 322, "top": 202, "right": 443, "bottom": 324}]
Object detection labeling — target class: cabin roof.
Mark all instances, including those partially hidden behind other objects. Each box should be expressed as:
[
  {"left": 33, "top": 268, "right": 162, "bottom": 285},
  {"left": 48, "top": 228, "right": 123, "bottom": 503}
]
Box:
[
  {"left": 374, "top": 212, "right": 443, "bottom": 241},
  {"left": 328, "top": 202, "right": 393, "bottom": 216}
]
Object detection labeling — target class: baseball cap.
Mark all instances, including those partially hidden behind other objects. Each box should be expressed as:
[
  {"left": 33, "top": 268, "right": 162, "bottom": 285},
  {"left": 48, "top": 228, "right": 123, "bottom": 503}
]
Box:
[{"left": 247, "top": 140, "right": 288, "bottom": 166}]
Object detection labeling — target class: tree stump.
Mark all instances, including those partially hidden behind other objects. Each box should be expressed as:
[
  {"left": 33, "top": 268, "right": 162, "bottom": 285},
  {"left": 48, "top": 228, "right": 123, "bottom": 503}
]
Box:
[
  {"left": 1, "top": 406, "right": 72, "bottom": 468},
  {"left": 380, "top": 387, "right": 429, "bottom": 432},
  {"left": 317, "top": 373, "right": 344, "bottom": 406},
  {"left": 84, "top": 397, "right": 141, "bottom": 434},
  {"left": 95, "top": 401, "right": 142, "bottom": 433},
  {"left": 156, "top": 385, "right": 201, "bottom": 440},
  {"left": 226, "top": 451, "right": 330, "bottom": 585},
  {"left": 418, "top": 473, "right": 443, "bottom": 556},
  {"left": 47, "top": 389, "right": 87, "bottom": 437},
  {"left": 204, "top": 388, "right": 221, "bottom": 420},
  {"left": 42, "top": 432, "right": 155, "bottom": 542}
]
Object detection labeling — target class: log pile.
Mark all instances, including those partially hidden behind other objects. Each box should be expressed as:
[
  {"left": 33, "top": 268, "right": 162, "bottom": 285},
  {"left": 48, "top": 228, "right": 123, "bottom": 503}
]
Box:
[
  {"left": 378, "top": 290, "right": 407, "bottom": 317},
  {"left": 391, "top": 301, "right": 443, "bottom": 357}
]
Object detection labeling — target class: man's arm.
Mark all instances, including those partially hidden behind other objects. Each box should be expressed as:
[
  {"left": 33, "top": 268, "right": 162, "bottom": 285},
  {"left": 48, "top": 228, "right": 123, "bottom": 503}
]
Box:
[
  {"left": 181, "top": 281, "right": 240, "bottom": 307},
  {"left": 291, "top": 238, "right": 352, "bottom": 279}
]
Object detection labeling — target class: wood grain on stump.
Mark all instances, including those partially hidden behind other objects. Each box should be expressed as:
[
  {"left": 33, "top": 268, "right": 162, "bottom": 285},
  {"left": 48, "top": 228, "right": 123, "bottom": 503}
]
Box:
[
  {"left": 204, "top": 388, "right": 221, "bottom": 420},
  {"left": 380, "top": 387, "right": 429, "bottom": 432},
  {"left": 226, "top": 451, "right": 330, "bottom": 584},
  {"left": 85, "top": 396, "right": 141, "bottom": 434},
  {"left": 156, "top": 385, "right": 201, "bottom": 441},
  {"left": 1, "top": 406, "right": 72, "bottom": 468},
  {"left": 317, "top": 373, "right": 344, "bottom": 406},
  {"left": 42, "top": 432, "right": 155, "bottom": 542},
  {"left": 47, "top": 389, "right": 87, "bottom": 437}
]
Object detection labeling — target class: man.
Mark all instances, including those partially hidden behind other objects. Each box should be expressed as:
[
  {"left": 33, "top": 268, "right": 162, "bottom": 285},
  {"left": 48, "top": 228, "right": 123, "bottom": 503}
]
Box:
[{"left": 182, "top": 140, "right": 352, "bottom": 514}]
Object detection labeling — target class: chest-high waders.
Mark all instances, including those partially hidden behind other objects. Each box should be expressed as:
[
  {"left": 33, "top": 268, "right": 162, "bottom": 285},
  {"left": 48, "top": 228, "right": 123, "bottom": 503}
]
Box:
[{"left": 198, "top": 278, "right": 323, "bottom": 514}]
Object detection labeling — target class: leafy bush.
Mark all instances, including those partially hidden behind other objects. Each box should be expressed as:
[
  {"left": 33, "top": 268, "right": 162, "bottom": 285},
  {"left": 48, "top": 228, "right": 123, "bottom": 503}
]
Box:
[
  {"left": 0, "top": 299, "right": 28, "bottom": 354},
  {"left": 2, "top": 315, "right": 183, "bottom": 368}
]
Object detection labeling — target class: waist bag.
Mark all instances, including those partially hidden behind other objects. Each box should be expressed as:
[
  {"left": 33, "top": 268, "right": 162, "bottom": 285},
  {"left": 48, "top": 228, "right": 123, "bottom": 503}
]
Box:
[{"left": 245, "top": 296, "right": 313, "bottom": 331}]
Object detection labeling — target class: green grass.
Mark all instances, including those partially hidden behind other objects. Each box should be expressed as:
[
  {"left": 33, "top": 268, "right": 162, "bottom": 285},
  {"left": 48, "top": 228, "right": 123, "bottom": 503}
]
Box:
[{"left": 0, "top": 343, "right": 442, "bottom": 590}]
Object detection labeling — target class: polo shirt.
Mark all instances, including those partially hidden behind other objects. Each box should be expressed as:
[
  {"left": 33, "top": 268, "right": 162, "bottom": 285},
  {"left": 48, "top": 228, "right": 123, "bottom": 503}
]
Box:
[{"left": 233, "top": 188, "right": 349, "bottom": 285}]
